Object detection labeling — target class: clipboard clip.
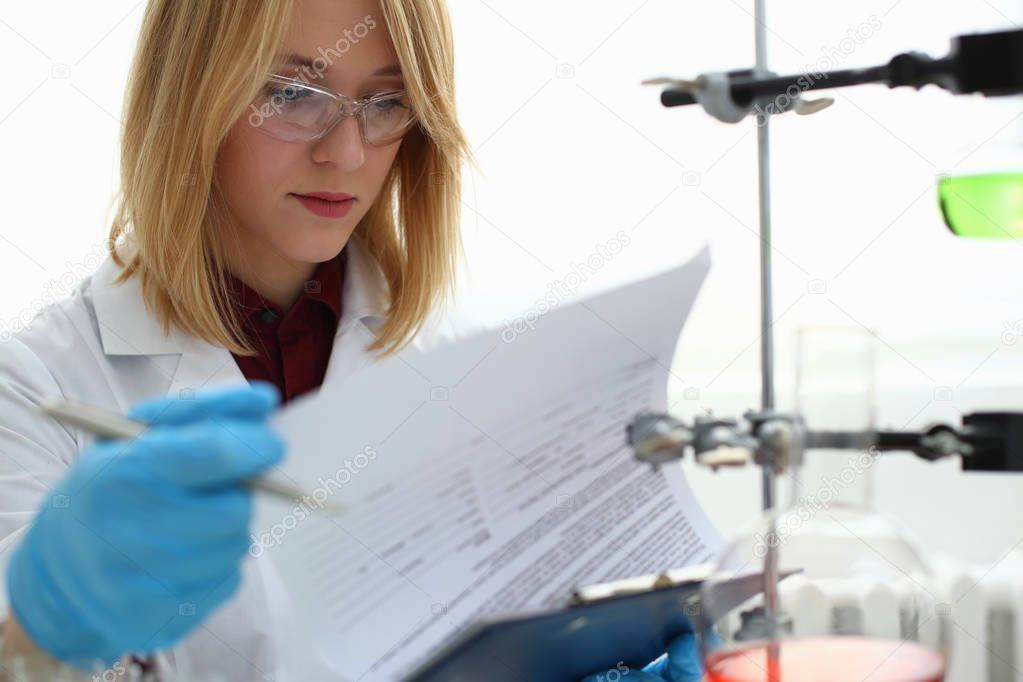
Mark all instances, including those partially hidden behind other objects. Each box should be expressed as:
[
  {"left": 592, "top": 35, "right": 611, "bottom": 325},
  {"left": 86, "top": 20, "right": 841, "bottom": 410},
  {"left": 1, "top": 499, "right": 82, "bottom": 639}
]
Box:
[
  {"left": 571, "top": 563, "right": 803, "bottom": 633},
  {"left": 570, "top": 563, "right": 714, "bottom": 606}
]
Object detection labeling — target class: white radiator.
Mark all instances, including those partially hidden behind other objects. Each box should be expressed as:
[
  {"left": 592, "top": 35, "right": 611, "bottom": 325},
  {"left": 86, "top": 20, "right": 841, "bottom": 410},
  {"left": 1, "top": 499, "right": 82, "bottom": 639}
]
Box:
[
  {"left": 934, "top": 551, "right": 1023, "bottom": 682},
  {"left": 713, "top": 550, "right": 1023, "bottom": 681}
]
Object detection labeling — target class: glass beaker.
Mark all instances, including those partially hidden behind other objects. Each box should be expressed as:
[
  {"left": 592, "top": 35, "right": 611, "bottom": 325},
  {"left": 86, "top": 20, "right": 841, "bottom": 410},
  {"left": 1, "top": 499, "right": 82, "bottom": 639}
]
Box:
[
  {"left": 937, "top": 100, "right": 1023, "bottom": 240},
  {"left": 697, "top": 326, "right": 951, "bottom": 682}
]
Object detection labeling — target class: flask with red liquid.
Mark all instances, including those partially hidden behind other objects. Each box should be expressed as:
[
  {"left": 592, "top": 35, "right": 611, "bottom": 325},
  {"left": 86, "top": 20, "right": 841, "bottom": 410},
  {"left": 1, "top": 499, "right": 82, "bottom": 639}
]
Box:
[{"left": 697, "top": 328, "right": 951, "bottom": 682}]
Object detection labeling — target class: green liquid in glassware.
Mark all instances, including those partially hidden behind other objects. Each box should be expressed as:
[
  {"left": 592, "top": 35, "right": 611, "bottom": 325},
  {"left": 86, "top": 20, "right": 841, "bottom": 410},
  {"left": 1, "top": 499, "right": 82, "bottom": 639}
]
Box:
[{"left": 938, "top": 172, "right": 1023, "bottom": 239}]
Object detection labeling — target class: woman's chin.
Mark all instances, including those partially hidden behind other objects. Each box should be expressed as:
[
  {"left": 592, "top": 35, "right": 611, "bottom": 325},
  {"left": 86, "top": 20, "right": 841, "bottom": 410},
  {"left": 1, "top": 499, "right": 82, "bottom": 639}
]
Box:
[{"left": 277, "top": 225, "right": 356, "bottom": 264}]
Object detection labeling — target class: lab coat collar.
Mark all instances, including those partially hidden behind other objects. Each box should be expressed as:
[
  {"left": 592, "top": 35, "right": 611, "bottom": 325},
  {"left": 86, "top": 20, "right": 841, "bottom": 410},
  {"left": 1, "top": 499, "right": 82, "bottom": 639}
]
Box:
[{"left": 90, "top": 237, "right": 392, "bottom": 395}]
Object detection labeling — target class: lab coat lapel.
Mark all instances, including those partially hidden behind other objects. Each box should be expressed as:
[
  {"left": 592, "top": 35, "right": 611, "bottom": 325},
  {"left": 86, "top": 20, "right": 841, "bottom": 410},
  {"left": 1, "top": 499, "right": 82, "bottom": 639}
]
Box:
[
  {"left": 89, "top": 249, "right": 248, "bottom": 399},
  {"left": 165, "top": 336, "right": 248, "bottom": 398},
  {"left": 90, "top": 236, "right": 391, "bottom": 398},
  {"left": 321, "top": 238, "right": 391, "bottom": 388}
]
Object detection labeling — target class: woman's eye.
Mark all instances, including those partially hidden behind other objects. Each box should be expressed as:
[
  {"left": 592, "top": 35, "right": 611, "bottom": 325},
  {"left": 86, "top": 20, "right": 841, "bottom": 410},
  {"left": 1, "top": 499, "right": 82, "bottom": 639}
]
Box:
[
  {"left": 268, "top": 86, "right": 310, "bottom": 102},
  {"left": 262, "top": 79, "right": 313, "bottom": 102},
  {"left": 368, "top": 93, "right": 408, "bottom": 112}
]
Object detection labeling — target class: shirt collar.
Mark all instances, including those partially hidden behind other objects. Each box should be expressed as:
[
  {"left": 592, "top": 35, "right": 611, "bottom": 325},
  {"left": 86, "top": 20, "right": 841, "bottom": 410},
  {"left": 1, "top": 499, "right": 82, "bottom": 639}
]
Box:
[
  {"left": 90, "top": 236, "right": 391, "bottom": 356},
  {"left": 226, "top": 251, "right": 345, "bottom": 330}
]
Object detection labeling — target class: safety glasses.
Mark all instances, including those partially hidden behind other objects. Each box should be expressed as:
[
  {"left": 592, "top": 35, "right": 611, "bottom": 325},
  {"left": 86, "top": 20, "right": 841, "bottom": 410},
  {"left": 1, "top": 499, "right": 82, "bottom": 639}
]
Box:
[
  {"left": 938, "top": 172, "right": 1023, "bottom": 239},
  {"left": 248, "top": 74, "right": 417, "bottom": 146}
]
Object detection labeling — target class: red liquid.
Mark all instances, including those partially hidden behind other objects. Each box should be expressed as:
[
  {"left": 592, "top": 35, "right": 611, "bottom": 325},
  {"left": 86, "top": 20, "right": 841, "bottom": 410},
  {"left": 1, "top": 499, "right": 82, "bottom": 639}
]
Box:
[{"left": 706, "top": 636, "right": 945, "bottom": 682}]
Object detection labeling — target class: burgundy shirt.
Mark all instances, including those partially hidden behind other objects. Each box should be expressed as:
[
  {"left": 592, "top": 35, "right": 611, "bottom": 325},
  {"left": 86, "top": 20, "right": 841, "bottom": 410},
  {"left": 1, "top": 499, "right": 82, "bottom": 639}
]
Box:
[{"left": 225, "top": 252, "right": 344, "bottom": 403}]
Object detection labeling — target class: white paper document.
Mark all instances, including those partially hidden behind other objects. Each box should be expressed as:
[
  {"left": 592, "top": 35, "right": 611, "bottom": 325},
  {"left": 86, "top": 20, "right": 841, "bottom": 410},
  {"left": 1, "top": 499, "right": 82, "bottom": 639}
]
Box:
[{"left": 257, "top": 247, "right": 723, "bottom": 680}]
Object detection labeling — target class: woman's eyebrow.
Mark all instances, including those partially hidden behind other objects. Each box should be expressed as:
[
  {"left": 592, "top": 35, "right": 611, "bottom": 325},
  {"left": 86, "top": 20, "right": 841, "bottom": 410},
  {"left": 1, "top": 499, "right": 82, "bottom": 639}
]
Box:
[
  {"left": 280, "top": 53, "right": 403, "bottom": 78},
  {"left": 370, "top": 64, "right": 404, "bottom": 78},
  {"left": 281, "top": 53, "right": 315, "bottom": 68}
]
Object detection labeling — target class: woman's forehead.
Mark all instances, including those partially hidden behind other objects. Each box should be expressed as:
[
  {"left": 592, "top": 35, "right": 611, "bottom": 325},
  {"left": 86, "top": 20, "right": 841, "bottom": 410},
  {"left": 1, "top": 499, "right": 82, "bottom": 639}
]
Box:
[
  {"left": 283, "top": 1, "right": 400, "bottom": 87},
  {"left": 287, "top": 0, "right": 388, "bottom": 52}
]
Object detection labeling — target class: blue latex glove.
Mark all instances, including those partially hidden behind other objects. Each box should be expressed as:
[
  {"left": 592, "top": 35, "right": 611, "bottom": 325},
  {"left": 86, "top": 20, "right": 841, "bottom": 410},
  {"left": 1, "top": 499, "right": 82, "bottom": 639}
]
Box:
[
  {"left": 6, "top": 383, "right": 284, "bottom": 667},
  {"left": 580, "top": 632, "right": 704, "bottom": 682}
]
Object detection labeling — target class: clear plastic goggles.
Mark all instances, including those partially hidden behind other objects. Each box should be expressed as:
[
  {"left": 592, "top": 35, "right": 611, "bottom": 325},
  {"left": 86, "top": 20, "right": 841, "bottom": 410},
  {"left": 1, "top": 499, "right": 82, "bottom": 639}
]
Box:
[{"left": 248, "top": 74, "right": 417, "bottom": 146}]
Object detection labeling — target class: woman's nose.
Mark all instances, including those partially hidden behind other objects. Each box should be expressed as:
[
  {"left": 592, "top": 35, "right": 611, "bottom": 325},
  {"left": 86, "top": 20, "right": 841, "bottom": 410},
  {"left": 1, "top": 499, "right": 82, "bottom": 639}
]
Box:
[{"left": 310, "top": 114, "right": 366, "bottom": 171}]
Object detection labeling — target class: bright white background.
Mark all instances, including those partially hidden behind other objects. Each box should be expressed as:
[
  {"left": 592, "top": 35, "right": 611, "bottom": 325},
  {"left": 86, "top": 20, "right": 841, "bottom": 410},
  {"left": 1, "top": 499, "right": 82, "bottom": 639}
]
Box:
[{"left": 1, "top": 1, "right": 1021, "bottom": 567}]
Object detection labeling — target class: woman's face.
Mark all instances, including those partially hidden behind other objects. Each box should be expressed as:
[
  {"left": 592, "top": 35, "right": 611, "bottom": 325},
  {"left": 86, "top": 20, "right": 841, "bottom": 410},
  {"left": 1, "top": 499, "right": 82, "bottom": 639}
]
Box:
[{"left": 216, "top": 0, "right": 404, "bottom": 278}]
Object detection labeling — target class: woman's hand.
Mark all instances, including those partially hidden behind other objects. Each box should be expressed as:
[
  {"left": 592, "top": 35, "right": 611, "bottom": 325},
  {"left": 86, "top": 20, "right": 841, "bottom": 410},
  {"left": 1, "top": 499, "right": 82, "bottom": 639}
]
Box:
[
  {"left": 5, "top": 383, "right": 284, "bottom": 668},
  {"left": 580, "top": 631, "right": 705, "bottom": 682}
]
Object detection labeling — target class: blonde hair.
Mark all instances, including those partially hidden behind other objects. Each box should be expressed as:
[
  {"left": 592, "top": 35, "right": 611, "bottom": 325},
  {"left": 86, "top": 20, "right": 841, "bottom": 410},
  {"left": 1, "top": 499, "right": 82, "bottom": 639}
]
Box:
[{"left": 109, "top": 0, "right": 474, "bottom": 356}]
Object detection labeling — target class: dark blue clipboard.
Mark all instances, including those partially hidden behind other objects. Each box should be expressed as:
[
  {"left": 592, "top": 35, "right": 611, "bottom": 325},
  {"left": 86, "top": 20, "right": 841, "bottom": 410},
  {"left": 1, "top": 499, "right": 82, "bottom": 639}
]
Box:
[{"left": 405, "top": 568, "right": 794, "bottom": 682}]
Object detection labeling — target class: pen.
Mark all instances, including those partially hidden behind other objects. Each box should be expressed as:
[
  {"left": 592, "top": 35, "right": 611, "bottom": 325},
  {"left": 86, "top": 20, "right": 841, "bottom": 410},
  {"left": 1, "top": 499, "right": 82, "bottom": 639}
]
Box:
[{"left": 39, "top": 399, "right": 339, "bottom": 512}]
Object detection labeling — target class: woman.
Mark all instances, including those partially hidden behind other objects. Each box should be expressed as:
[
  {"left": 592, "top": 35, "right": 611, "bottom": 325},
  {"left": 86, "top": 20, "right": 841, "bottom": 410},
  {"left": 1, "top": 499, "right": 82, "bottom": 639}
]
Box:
[
  {"left": 0, "top": 0, "right": 701, "bottom": 679},
  {"left": 1, "top": 0, "right": 467, "bottom": 676}
]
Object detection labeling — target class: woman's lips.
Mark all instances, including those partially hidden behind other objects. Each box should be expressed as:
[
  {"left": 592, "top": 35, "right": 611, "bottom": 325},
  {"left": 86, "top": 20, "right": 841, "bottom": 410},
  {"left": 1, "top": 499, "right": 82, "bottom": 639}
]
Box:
[
  {"left": 296, "top": 191, "right": 354, "bottom": 202},
  {"left": 290, "top": 193, "right": 356, "bottom": 219}
]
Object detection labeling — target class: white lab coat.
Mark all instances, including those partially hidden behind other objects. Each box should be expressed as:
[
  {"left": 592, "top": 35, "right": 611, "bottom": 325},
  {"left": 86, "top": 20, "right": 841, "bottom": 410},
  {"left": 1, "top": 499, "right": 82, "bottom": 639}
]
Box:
[{"left": 0, "top": 237, "right": 462, "bottom": 680}]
